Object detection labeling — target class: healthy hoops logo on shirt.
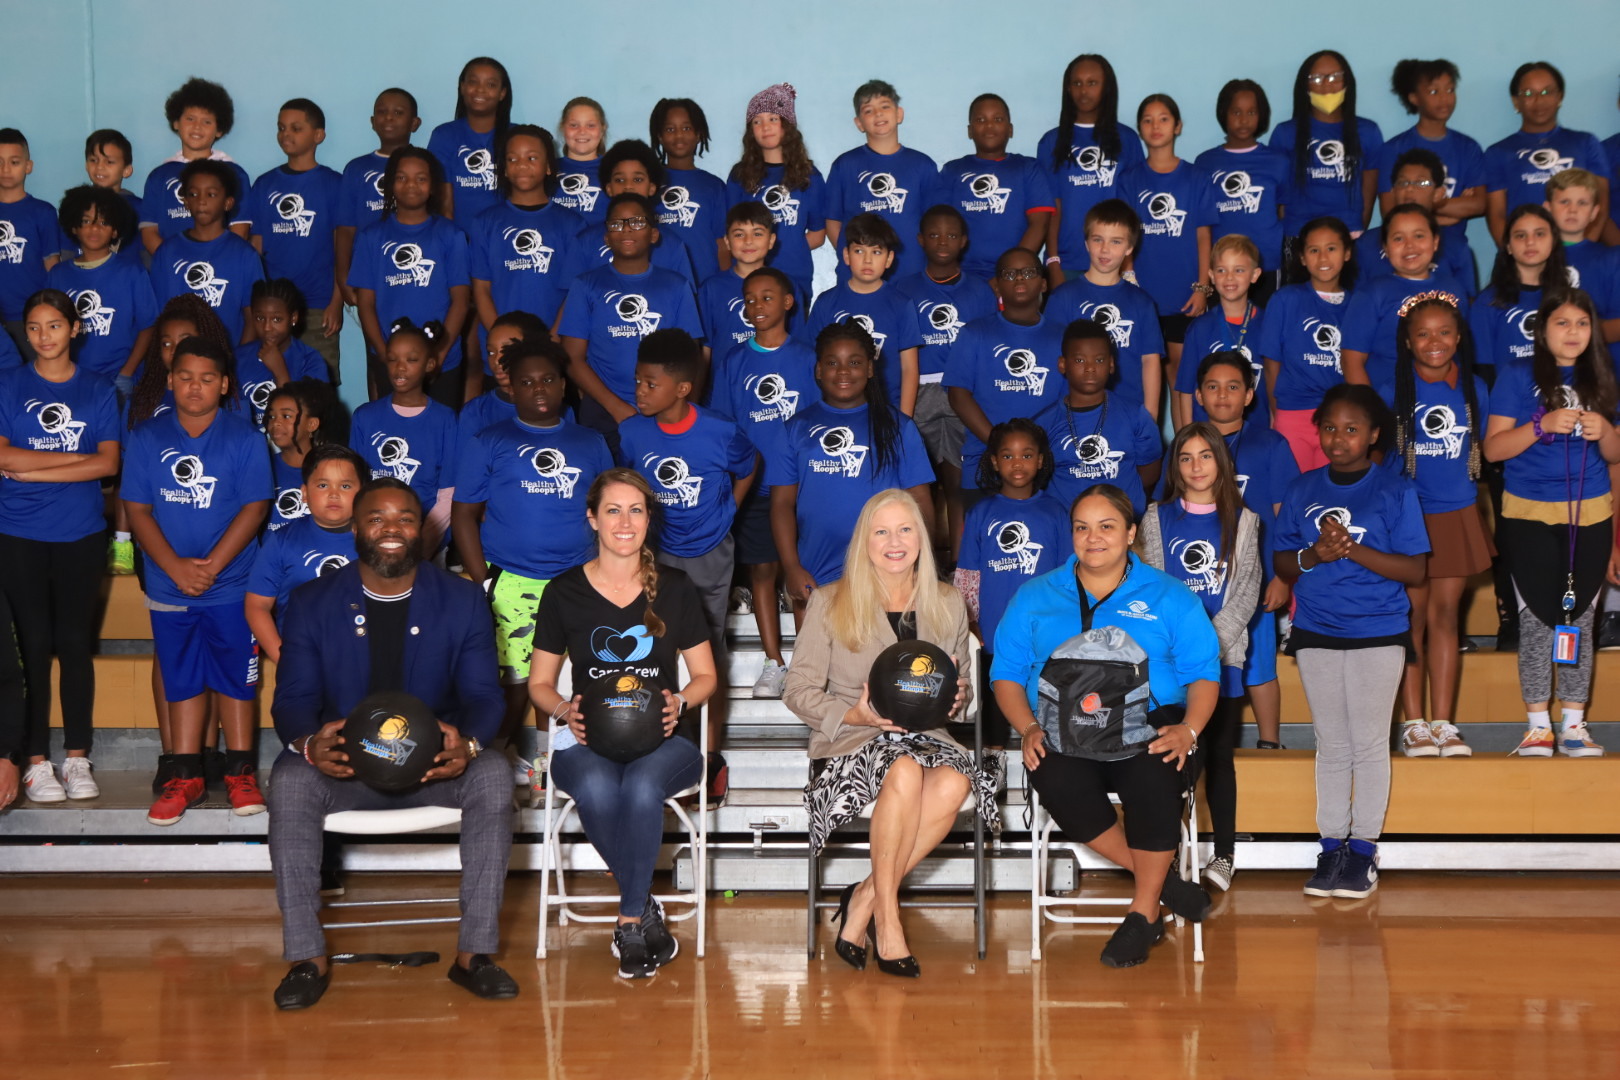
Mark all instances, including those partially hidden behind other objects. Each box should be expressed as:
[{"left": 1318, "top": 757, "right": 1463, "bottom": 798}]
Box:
[
  {"left": 809, "top": 425, "right": 868, "bottom": 477},
  {"left": 1138, "top": 191, "right": 1187, "bottom": 237},
  {"left": 364, "top": 170, "right": 386, "bottom": 211},
  {"left": 724, "top": 297, "right": 755, "bottom": 345},
  {"left": 1566, "top": 266, "right": 1582, "bottom": 290},
  {"left": 918, "top": 301, "right": 964, "bottom": 348},
  {"left": 1308, "top": 503, "right": 1368, "bottom": 543},
  {"left": 1507, "top": 307, "right": 1538, "bottom": 362},
  {"left": 644, "top": 454, "right": 704, "bottom": 508},
  {"left": 1067, "top": 145, "right": 1117, "bottom": 187},
  {"left": 71, "top": 289, "right": 116, "bottom": 336},
  {"left": 987, "top": 519, "right": 1045, "bottom": 574},
  {"left": 177, "top": 261, "right": 228, "bottom": 306},
  {"left": 276, "top": 486, "right": 310, "bottom": 521},
  {"left": 993, "top": 344, "right": 1049, "bottom": 396},
  {"left": 0, "top": 221, "right": 28, "bottom": 264},
  {"left": 383, "top": 242, "right": 435, "bottom": 287},
  {"left": 164, "top": 178, "right": 189, "bottom": 220},
  {"left": 519, "top": 444, "right": 584, "bottom": 497},
  {"left": 1059, "top": 431, "right": 1124, "bottom": 479},
  {"left": 1518, "top": 147, "right": 1574, "bottom": 182},
  {"left": 271, "top": 192, "right": 316, "bottom": 237},
  {"left": 960, "top": 172, "right": 1011, "bottom": 214},
  {"left": 302, "top": 549, "right": 350, "bottom": 576},
  {"left": 1309, "top": 139, "right": 1348, "bottom": 182},
  {"left": 746, "top": 373, "right": 799, "bottom": 422},
  {"left": 160, "top": 448, "right": 218, "bottom": 509},
  {"left": 370, "top": 433, "right": 420, "bottom": 485},
  {"left": 557, "top": 171, "right": 602, "bottom": 212},
  {"left": 1416, "top": 403, "right": 1469, "bottom": 459},
  {"left": 659, "top": 186, "right": 700, "bottom": 228},
  {"left": 1081, "top": 303, "right": 1134, "bottom": 350},
  {"left": 459, "top": 146, "right": 496, "bottom": 190},
  {"left": 1303, "top": 318, "right": 1342, "bottom": 370},
  {"left": 762, "top": 185, "right": 801, "bottom": 227},
  {"left": 1215, "top": 170, "right": 1264, "bottom": 214},
  {"left": 244, "top": 379, "right": 276, "bottom": 426},
  {"left": 25, "top": 399, "right": 87, "bottom": 452},
  {"left": 502, "top": 227, "right": 555, "bottom": 273},
  {"left": 834, "top": 312, "right": 887, "bottom": 354},
  {"left": 858, "top": 172, "right": 908, "bottom": 213},
  {"left": 607, "top": 292, "right": 662, "bottom": 338},
  {"left": 1171, "top": 537, "right": 1225, "bottom": 594}
]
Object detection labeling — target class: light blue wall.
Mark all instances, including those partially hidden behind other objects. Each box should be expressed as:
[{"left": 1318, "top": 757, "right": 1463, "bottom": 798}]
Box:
[{"left": 5, "top": 0, "right": 1620, "bottom": 403}]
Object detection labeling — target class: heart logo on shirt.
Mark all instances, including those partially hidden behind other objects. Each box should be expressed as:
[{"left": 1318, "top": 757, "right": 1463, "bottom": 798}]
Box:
[{"left": 592, "top": 624, "right": 654, "bottom": 663}]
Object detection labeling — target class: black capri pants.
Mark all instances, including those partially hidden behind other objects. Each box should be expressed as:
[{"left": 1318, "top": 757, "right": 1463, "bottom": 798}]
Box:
[{"left": 1028, "top": 746, "right": 1192, "bottom": 852}]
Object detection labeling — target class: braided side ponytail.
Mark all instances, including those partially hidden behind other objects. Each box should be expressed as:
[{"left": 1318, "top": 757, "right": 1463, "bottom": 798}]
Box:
[{"left": 638, "top": 544, "right": 666, "bottom": 638}]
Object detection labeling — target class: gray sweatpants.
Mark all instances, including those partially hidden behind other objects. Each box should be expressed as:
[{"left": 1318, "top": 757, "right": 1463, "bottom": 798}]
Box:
[
  {"left": 1296, "top": 646, "right": 1404, "bottom": 842},
  {"left": 1518, "top": 604, "right": 1595, "bottom": 705},
  {"left": 269, "top": 749, "right": 513, "bottom": 961}
]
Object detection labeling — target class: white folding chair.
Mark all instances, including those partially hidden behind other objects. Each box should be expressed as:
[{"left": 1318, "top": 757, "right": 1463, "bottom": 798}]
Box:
[
  {"left": 537, "top": 657, "right": 708, "bottom": 958},
  {"left": 319, "top": 806, "right": 464, "bottom": 930}
]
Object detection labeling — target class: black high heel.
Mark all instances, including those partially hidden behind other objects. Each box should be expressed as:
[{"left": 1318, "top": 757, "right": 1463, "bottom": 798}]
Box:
[
  {"left": 871, "top": 918, "right": 921, "bottom": 978},
  {"left": 830, "top": 882, "right": 866, "bottom": 970}
]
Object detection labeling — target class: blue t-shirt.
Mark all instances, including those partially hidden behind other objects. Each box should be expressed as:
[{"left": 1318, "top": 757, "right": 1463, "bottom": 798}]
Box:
[
  {"left": 696, "top": 269, "right": 807, "bottom": 354},
  {"left": 1485, "top": 127, "right": 1610, "bottom": 218},
  {"left": 1035, "top": 395, "right": 1162, "bottom": 516},
  {"left": 725, "top": 163, "right": 828, "bottom": 298},
  {"left": 1268, "top": 117, "right": 1385, "bottom": 235},
  {"left": 619, "top": 408, "right": 756, "bottom": 558},
  {"left": 941, "top": 312, "right": 1066, "bottom": 477},
  {"left": 454, "top": 415, "right": 611, "bottom": 579},
  {"left": 936, "top": 153, "right": 1057, "bottom": 280},
  {"left": 0, "top": 328, "right": 21, "bottom": 372},
  {"left": 1563, "top": 241, "right": 1620, "bottom": 315},
  {"left": 1117, "top": 160, "right": 1219, "bottom": 314},
  {"left": 347, "top": 215, "right": 471, "bottom": 371},
  {"left": 45, "top": 256, "right": 159, "bottom": 377},
  {"left": 990, "top": 552, "right": 1220, "bottom": 711},
  {"left": 1490, "top": 363, "right": 1613, "bottom": 503},
  {"left": 552, "top": 156, "right": 605, "bottom": 225},
  {"left": 336, "top": 150, "right": 392, "bottom": 231},
  {"left": 1468, "top": 285, "right": 1541, "bottom": 371},
  {"left": 248, "top": 163, "right": 342, "bottom": 311},
  {"left": 233, "top": 339, "right": 329, "bottom": 428},
  {"left": 1375, "top": 369, "right": 1490, "bottom": 515},
  {"left": 1340, "top": 271, "right": 1471, "bottom": 386},
  {"left": 1155, "top": 502, "right": 1234, "bottom": 617},
  {"left": 1175, "top": 306, "right": 1269, "bottom": 420},
  {"left": 658, "top": 166, "right": 729, "bottom": 281},
  {"left": 427, "top": 118, "right": 501, "bottom": 223},
  {"left": 1378, "top": 125, "right": 1486, "bottom": 256},
  {"left": 1255, "top": 283, "right": 1347, "bottom": 410},
  {"left": 0, "top": 194, "right": 65, "bottom": 321},
  {"left": 349, "top": 398, "right": 459, "bottom": 510},
  {"left": 567, "top": 220, "right": 696, "bottom": 285},
  {"left": 1607, "top": 132, "right": 1620, "bottom": 230},
  {"left": 892, "top": 271, "right": 999, "bottom": 379},
  {"left": 150, "top": 230, "right": 265, "bottom": 343},
  {"left": 825, "top": 144, "right": 941, "bottom": 279},
  {"left": 268, "top": 453, "right": 307, "bottom": 533},
  {"left": 467, "top": 198, "right": 587, "bottom": 331},
  {"left": 247, "top": 514, "right": 357, "bottom": 612},
  {"left": 122, "top": 410, "right": 273, "bottom": 606},
  {"left": 139, "top": 158, "right": 254, "bottom": 242},
  {"left": 1036, "top": 123, "right": 1147, "bottom": 269},
  {"left": 1273, "top": 465, "right": 1428, "bottom": 639},
  {"left": 804, "top": 281, "right": 924, "bottom": 404},
  {"left": 0, "top": 364, "right": 120, "bottom": 542},
  {"left": 959, "top": 490, "right": 1071, "bottom": 646},
  {"left": 1193, "top": 143, "right": 1293, "bottom": 271},
  {"left": 1355, "top": 230, "right": 1477, "bottom": 299},
  {"left": 555, "top": 263, "right": 703, "bottom": 405},
  {"left": 456, "top": 388, "right": 517, "bottom": 453},
  {"left": 1045, "top": 275, "right": 1165, "bottom": 405},
  {"left": 763, "top": 400, "right": 934, "bottom": 585},
  {"left": 708, "top": 335, "right": 818, "bottom": 496},
  {"left": 1223, "top": 421, "right": 1299, "bottom": 584}
]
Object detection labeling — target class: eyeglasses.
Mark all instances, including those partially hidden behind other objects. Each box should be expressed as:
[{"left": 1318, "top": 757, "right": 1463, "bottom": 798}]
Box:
[
  {"left": 1517, "top": 87, "right": 1560, "bottom": 98},
  {"left": 1393, "top": 178, "right": 1437, "bottom": 189},
  {"left": 605, "top": 217, "right": 649, "bottom": 232},
  {"left": 997, "top": 267, "right": 1042, "bottom": 281},
  {"left": 1306, "top": 71, "right": 1346, "bottom": 88}
]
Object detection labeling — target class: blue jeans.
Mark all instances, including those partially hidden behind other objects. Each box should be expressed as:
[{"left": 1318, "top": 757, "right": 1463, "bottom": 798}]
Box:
[{"left": 550, "top": 736, "right": 704, "bottom": 917}]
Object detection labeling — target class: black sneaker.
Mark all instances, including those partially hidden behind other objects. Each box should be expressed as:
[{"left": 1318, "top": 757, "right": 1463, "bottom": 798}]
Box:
[
  {"left": 1332, "top": 847, "right": 1379, "bottom": 899},
  {"left": 1303, "top": 843, "right": 1347, "bottom": 897},
  {"left": 1160, "top": 872, "right": 1212, "bottom": 922},
  {"left": 1494, "top": 620, "right": 1519, "bottom": 653},
  {"left": 150, "top": 753, "right": 177, "bottom": 796},
  {"left": 1255, "top": 740, "right": 1285, "bottom": 751},
  {"left": 640, "top": 896, "right": 678, "bottom": 968},
  {"left": 1100, "top": 912, "right": 1164, "bottom": 968},
  {"left": 612, "top": 923, "right": 656, "bottom": 979},
  {"left": 203, "top": 748, "right": 228, "bottom": 790}
]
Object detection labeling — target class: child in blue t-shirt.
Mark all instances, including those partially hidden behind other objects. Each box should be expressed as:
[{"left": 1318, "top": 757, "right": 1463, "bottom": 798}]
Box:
[
  {"left": 428, "top": 57, "right": 512, "bottom": 223},
  {"left": 0, "top": 130, "right": 65, "bottom": 347},
  {"left": 83, "top": 129, "right": 144, "bottom": 262},
  {"left": 553, "top": 97, "right": 607, "bottom": 225},
  {"left": 347, "top": 147, "right": 472, "bottom": 407},
  {"left": 349, "top": 319, "right": 459, "bottom": 552},
  {"left": 1357, "top": 149, "right": 1478, "bottom": 294},
  {"left": 651, "top": 98, "right": 729, "bottom": 282},
  {"left": 697, "top": 203, "right": 802, "bottom": 355},
  {"left": 804, "top": 213, "right": 923, "bottom": 415},
  {"left": 567, "top": 140, "right": 698, "bottom": 285},
  {"left": 459, "top": 309, "right": 546, "bottom": 452},
  {"left": 1274, "top": 384, "right": 1428, "bottom": 898},
  {"left": 1195, "top": 79, "right": 1292, "bottom": 287},
  {"left": 244, "top": 442, "right": 363, "bottom": 662},
  {"left": 138, "top": 78, "right": 254, "bottom": 254},
  {"left": 122, "top": 337, "right": 272, "bottom": 826},
  {"left": 235, "top": 280, "right": 330, "bottom": 429},
  {"left": 150, "top": 161, "right": 265, "bottom": 346},
  {"left": 1269, "top": 52, "right": 1384, "bottom": 239},
  {"left": 726, "top": 83, "right": 828, "bottom": 301},
  {"left": 1485, "top": 62, "right": 1610, "bottom": 246},
  {"left": 1173, "top": 235, "right": 1267, "bottom": 427},
  {"left": 1470, "top": 205, "right": 1565, "bottom": 376},
  {"left": 1034, "top": 319, "right": 1162, "bottom": 516},
  {"left": 263, "top": 378, "right": 338, "bottom": 533},
  {"left": 47, "top": 184, "right": 157, "bottom": 382},
  {"left": 1341, "top": 205, "right": 1470, "bottom": 387},
  {"left": 1379, "top": 61, "right": 1487, "bottom": 277},
  {"left": 767, "top": 321, "right": 934, "bottom": 607},
  {"left": 939, "top": 94, "right": 1056, "bottom": 282},
  {"left": 826, "top": 80, "right": 940, "bottom": 281},
  {"left": 1260, "top": 218, "right": 1355, "bottom": 470},
  {"left": 1543, "top": 171, "right": 1620, "bottom": 368},
  {"left": 1038, "top": 54, "right": 1145, "bottom": 279},
  {"left": 337, "top": 88, "right": 421, "bottom": 317}
]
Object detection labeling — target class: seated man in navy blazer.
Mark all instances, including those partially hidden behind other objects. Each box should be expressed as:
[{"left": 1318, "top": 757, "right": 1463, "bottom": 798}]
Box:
[{"left": 268, "top": 478, "right": 515, "bottom": 1010}]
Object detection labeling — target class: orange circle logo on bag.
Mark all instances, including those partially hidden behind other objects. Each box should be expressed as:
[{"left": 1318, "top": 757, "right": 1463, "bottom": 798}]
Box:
[{"left": 1080, "top": 692, "right": 1102, "bottom": 714}]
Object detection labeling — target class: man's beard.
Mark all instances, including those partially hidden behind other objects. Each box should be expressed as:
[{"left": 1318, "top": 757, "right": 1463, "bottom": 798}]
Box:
[{"left": 355, "top": 532, "right": 424, "bottom": 579}]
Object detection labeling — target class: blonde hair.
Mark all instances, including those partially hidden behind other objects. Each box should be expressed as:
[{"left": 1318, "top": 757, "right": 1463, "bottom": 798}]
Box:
[
  {"left": 1545, "top": 167, "right": 1602, "bottom": 199},
  {"left": 586, "top": 467, "right": 664, "bottom": 637},
  {"left": 559, "top": 96, "right": 607, "bottom": 157},
  {"left": 825, "top": 489, "right": 953, "bottom": 651},
  {"left": 1210, "top": 233, "right": 1261, "bottom": 269}
]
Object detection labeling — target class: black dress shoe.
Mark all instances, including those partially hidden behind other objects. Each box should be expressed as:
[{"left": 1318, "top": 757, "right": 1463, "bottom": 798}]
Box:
[
  {"left": 874, "top": 951, "right": 921, "bottom": 978},
  {"left": 274, "top": 961, "right": 330, "bottom": 1010},
  {"left": 448, "top": 954, "right": 519, "bottom": 999},
  {"left": 830, "top": 882, "right": 866, "bottom": 970}
]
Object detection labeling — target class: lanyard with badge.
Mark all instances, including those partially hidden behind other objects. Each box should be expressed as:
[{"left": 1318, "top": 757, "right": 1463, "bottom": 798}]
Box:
[{"left": 1554, "top": 431, "right": 1587, "bottom": 665}]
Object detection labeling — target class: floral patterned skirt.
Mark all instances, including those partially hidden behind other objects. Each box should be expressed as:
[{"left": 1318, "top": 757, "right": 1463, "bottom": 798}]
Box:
[{"left": 805, "top": 731, "right": 1001, "bottom": 852}]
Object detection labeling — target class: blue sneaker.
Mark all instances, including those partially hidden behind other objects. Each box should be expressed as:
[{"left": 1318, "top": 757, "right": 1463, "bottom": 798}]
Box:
[
  {"left": 1303, "top": 841, "right": 1345, "bottom": 897},
  {"left": 1332, "top": 846, "right": 1379, "bottom": 899}
]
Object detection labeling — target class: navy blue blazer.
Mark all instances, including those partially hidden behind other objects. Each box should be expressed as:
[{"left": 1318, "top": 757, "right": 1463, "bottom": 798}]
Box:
[{"left": 271, "top": 562, "right": 503, "bottom": 747}]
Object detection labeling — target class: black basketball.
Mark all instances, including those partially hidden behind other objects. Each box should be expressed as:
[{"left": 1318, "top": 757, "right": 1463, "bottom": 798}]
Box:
[
  {"left": 579, "top": 673, "right": 667, "bottom": 763},
  {"left": 868, "top": 641, "right": 957, "bottom": 732},
  {"left": 344, "top": 692, "right": 443, "bottom": 792}
]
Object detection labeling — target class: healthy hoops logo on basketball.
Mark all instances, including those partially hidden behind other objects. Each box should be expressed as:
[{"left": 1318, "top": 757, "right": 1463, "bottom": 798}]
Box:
[
  {"left": 993, "top": 344, "right": 1049, "bottom": 396},
  {"left": 364, "top": 170, "right": 386, "bottom": 212},
  {"left": 1081, "top": 302, "right": 1134, "bottom": 349},
  {"left": 1308, "top": 504, "right": 1368, "bottom": 543},
  {"left": 370, "top": 433, "right": 420, "bottom": 485},
  {"left": 918, "top": 301, "right": 964, "bottom": 348},
  {"left": 1303, "top": 318, "right": 1341, "bottom": 370},
  {"left": 746, "top": 373, "right": 799, "bottom": 422},
  {"left": 1138, "top": 191, "right": 1187, "bottom": 237},
  {"left": 0, "top": 221, "right": 28, "bottom": 264},
  {"left": 518, "top": 444, "right": 583, "bottom": 497},
  {"left": 988, "top": 519, "right": 1045, "bottom": 574},
  {"left": 270, "top": 192, "right": 316, "bottom": 237},
  {"left": 1518, "top": 146, "right": 1574, "bottom": 182},
  {"left": 71, "top": 289, "right": 116, "bottom": 336},
  {"left": 834, "top": 312, "right": 887, "bottom": 354},
  {"left": 301, "top": 549, "right": 349, "bottom": 576},
  {"left": 1075, "top": 690, "right": 1112, "bottom": 728},
  {"left": 858, "top": 171, "right": 908, "bottom": 213},
  {"left": 608, "top": 292, "right": 661, "bottom": 338},
  {"left": 1067, "top": 145, "right": 1117, "bottom": 187},
  {"left": 557, "top": 170, "right": 602, "bottom": 212},
  {"left": 160, "top": 448, "right": 218, "bottom": 508},
  {"left": 383, "top": 242, "right": 434, "bottom": 287},
  {"left": 644, "top": 454, "right": 704, "bottom": 508},
  {"left": 276, "top": 486, "right": 309, "bottom": 522},
  {"left": 1214, "top": 170, "right": 1264, "bottom": 214},
  {"left": 25, "top": 399, "right": 86, "bottom": 452},
  {"left": 892, "top": 653, "right": 946, "bottom": 701},
  {"left": 1416, "top": 403, "right": 1469, "bottom": 459},
  {"left": 659, "top": 186, "right": 700, "bottom": 228},
  {"left": 1171, "top": 537, "right": 1225, "bottom": 594},
  {"left": 359, "top": 711, "right": 419, "bottom": 767},
  {"left": 762, "top": 185, "right": 801, "bottom": 227},
  {"left": 1309, "top": 139, "right": 1348, "bottom": 182},
  {"left": 602, "top": 673, "right": 656, "bottom": 713},
  {"left": 176, "top": 260, "right": 228, "bottom": 306},
  {"left": 502, "top": 227, "right": 554, "bottom": 273},
  {"left": 459, "top": 146, "right": 496, "bottom": 191},
  {"left": 960, "top": 172, "right": 1011, "bottom": 214},
  {"left": 809, "top": 425, "right": 868, "bottom": 477},
  {"left": 1059, "top": 431, "right": 1124, "bottom": 480}
]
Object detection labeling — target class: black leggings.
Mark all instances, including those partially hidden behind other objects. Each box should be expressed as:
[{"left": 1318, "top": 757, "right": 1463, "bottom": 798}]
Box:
[
  {"left": 1201, "top": 696, "right": 1243, "bottom": 857},
  {"left": 0, "top": 531, "right": 105, "bottom": 757},
  {"left": 1029, "top": 747, "right": 1190, "bottom": 852}
]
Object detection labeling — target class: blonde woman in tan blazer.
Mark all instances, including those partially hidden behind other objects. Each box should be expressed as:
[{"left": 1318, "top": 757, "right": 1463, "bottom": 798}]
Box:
[{"left": 784, "top": 489, "right": 997, "bottom": 978}]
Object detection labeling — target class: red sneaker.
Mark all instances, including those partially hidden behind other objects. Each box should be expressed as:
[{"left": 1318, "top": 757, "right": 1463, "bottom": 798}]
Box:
[
  {"left": 148, "top": 777, "right": 207, "bottom": 826},
  {"left": 224, "top": 773, "right": 267, "bottom": 816}
]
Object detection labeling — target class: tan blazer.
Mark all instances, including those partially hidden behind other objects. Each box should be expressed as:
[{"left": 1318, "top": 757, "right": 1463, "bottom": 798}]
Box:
[{"left": 783, "top": 583, "right": 974, "bottom": 760}]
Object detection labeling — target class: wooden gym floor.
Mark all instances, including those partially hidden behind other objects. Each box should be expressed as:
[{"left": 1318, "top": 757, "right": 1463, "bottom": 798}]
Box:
[{"left": 3, "top": 870, "right": 1617, "bottom": 1078}]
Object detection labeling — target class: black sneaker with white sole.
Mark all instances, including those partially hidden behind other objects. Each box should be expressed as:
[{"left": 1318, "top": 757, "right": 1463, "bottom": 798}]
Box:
[
  {"left": 612, "top": 923, "right": 656, "bottom": 979},
  {"left": 1100, "top": 912, "right": 1165, "bottom": 968},
  {"left": 640, "top": 896, "right": 678, "bottom": 968}
]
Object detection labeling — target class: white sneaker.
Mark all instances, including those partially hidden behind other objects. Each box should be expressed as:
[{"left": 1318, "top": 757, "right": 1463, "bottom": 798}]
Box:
[
  {"left": 1431, "top": 723, "right": 1472, "bottom": 758},
  {"left": 752, "top": 659, "right": 788, "bottom": 699},
  {"left": 1557, "top": 723, "right": 1605, "bottom": 758},
  {"left": 23, "top": 761, "right": 66, "bottom": 803},
  {"left": 509, "top": 749, "right": 535, "bottom": 787},
  {"left": 59, "top": 757, "right": 100, "bottom": 799},
  {"left": 1204, "top": 854, "right": 1235, "bottom": 892},
  {"left": 1400, "top": 722, "right": 1440, "bottom": 758}
]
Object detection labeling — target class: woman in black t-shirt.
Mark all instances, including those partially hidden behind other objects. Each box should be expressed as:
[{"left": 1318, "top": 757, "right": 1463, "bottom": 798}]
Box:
[{"left": 530, "top": 468, "right": 718, "bottom": 980}]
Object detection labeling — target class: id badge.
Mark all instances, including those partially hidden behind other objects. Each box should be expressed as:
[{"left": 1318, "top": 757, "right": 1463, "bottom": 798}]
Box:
[{"left": 1554, "top": 625, "right": 1581, "bottom": 665}]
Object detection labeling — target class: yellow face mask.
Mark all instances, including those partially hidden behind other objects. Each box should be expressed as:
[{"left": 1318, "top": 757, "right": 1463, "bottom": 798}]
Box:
[{"left": 1310, "top": 90, "right": 1347, "bottom": 115}]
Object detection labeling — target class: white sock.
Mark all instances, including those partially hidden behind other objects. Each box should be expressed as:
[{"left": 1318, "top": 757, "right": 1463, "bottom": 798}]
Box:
[
  {"left": 1527, "top": 710, "right": 1552, "bottom": 730},
  {"left": 1403, "top": 717, "right": 1427, "bottom": 727},
  {"left": 1561, "top": 708, "right": 1585, "bottom": 732},
  {"left": 114, "top": 531, "right": 131, "bottom": 542}
]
